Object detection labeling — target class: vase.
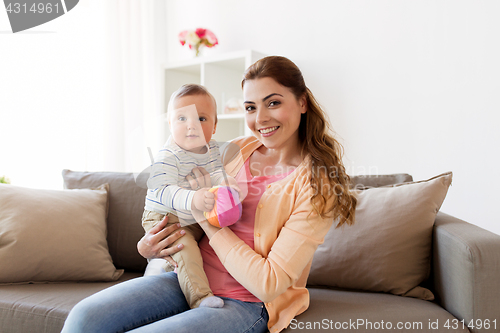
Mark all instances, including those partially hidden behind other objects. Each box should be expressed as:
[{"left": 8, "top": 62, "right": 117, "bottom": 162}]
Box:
[{"left": 192, "top": 44, "right": 202, "bottom": 57}]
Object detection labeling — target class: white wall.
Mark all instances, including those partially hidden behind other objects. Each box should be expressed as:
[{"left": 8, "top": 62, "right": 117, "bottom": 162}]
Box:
[
  {"left": 165, "top": 0, "right": 500, "bottom": 235},
  {"left": 1, "top": 1, "right": 497, "bottom": 235},
  {"left": 0, "top": 0, "right": 108, "bottom": 189},
  {"left": 1, "top": 1, "right": 167, "bottom": 189}
]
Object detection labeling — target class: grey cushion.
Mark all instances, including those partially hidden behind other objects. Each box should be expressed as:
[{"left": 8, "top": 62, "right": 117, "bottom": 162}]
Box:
[
  {"left": 62, "top": 170, "right": 148, "bottom": 271},
  {"left": 0, "top": 183, "right": 123, "bottom": 284},
  {"left": 308, "top": 173, "right": 452, "bottom": 300},
  {"left": 283, "top": 288, "right": 468, "bottom": 332},
  {"left": 0, "top": 272, "right": 142, "bottom": 333}
]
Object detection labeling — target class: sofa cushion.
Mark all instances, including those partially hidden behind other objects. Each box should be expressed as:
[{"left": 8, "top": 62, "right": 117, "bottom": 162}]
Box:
[
  {"left": 62, "top": 170, "right": 148, "bottom": 271},
  {"left": 350, "top": 173, "right": 413, "bottom": 189},
  {"left": 308, "top": 172, "right": 452, "bottom": 300},
  {"left": 0, "top": 184, "right": 123, "bottom": 284},
  {"left": 283, "top": 287, "right": 468, "bottom": 332},
  {"left": 0, "top": 272, "right": 141, "bottom": 333}
]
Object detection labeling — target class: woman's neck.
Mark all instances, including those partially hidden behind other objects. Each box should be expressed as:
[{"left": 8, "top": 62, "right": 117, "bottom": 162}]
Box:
[
  {"left": 256, "top": 144, "right": 303, "bottom": 167},
  {"left": 249, "top": 141, "right": 304, "bottom": 177}
]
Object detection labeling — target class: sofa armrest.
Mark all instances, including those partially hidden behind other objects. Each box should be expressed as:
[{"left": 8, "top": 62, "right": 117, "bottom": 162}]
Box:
[{"left": 432, "top": 212, "right": 500, "bottom": 333}]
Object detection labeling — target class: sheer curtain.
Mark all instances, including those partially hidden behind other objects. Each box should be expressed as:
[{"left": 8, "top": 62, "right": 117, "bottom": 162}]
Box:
[
  {"left": 0, "top": 0, "right": 167, "bottom": 189},
  {"left": 103, "top": 0, "right": 167, "bottom": 173}
]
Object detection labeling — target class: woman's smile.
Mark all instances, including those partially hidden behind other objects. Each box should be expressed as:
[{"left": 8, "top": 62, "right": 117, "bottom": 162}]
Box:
[{"left": 258, "top": 126, "right": 280, "bottom": 136}]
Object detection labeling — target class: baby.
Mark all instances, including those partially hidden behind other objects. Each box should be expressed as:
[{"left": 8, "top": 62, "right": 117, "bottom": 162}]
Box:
[{"left": 142, "top": 84, "right": 237, "bottom": 309}]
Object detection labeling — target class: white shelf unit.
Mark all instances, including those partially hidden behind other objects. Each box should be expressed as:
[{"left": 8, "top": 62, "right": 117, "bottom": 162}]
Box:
[{"left": 163, "top": 50, "right": 266, "bottom": 143}]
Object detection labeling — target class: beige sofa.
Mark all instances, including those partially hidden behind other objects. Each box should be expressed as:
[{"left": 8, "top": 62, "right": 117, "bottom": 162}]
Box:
[{"left": 0, "top": 170, "right": 498, "bottom": 333}]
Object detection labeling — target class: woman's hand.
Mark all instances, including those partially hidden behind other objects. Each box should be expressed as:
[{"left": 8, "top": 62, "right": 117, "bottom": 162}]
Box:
[
  {"left": 188, "top": 166, "right": 216, "bottom": 212},
  {"left": 137, "top": 215, "right": 185, "bottom": 267},
  {"left": 192, "top": 208, "right": 221, "bottom": 240},
  {"left": 186, "top": 167, "right": 212, "bottom": 189}
]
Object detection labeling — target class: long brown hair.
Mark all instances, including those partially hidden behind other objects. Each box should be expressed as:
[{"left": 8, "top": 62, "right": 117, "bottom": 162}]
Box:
[{"left": 242, "top": 56, "right": 356, "bottom": 227}]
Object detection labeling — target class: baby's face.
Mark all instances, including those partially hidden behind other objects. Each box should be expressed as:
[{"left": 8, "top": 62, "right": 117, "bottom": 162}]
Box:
[{"left": 169, "top": 94, "right": 217, "bottom": 153}]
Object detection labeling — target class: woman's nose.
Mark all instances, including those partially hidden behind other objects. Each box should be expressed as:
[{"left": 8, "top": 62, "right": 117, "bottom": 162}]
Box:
[{"left": 255, "top": 108, "right": 270, "bottom": 124}]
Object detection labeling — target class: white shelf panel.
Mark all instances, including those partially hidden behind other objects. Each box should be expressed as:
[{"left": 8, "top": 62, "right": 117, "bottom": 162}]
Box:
[{"left": 218, "top": 113, "right": 245, "bottom": 119}]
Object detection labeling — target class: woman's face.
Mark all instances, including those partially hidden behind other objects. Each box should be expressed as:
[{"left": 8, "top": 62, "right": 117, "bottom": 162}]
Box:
[{"left": 243, "top": 77, "right": 306, "bottom": 151}]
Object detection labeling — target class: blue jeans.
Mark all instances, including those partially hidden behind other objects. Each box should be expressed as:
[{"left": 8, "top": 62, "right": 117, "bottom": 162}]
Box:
[{"left": 61, "top": 272, "right": 269, "bottom": 333}]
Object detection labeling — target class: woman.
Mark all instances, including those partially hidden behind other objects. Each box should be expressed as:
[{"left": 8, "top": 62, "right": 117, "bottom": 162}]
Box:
[{"left": 61, "top": 56, "right": 357, "bottom": 333}]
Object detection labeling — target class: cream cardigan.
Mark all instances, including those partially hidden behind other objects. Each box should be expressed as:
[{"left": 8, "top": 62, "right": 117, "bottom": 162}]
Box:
[{"left": 210, "top": 136, "right": 334, "bottom": 333}]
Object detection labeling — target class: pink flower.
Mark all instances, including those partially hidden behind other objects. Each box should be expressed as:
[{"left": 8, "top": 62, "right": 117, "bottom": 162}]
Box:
[
  {"left": 178, "top": 28, "right": 218, "bottom": 56},
  {"left": 195, "top": 28, "right": 207, "bottom": 39},
  {"left": 178, "top": 30, "right": 188, "bottom": 46},
  {"left": 185, "top": 31, "right": 201, "bottom": 46},
  {"left": 205, "top": 29, "right": 218, "bottom": 47}
]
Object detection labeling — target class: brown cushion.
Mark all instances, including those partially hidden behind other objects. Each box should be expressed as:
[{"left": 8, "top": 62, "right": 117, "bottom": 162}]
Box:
[
  {"left": 308, "top": 172, "right": 453, "bottom": 300},
  {"left": 0, "top": 184, "right": 123, "bottom": 283},
  {"left": 350, "top": 173, "right": 413, "bottom": 189},
  {"left": 62, "top": 170, "right": 148, "bottom": 271}
]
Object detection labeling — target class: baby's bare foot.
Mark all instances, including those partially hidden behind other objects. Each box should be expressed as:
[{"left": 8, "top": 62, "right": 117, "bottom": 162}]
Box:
[{"left": 199, "top": 296, "right": 224, "bottom": 308}]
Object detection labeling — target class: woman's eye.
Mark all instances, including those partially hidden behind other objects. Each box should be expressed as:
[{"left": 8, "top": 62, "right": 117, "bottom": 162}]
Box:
[
  {"left": 269, "top": 100, "right": 280, "bottom": 107},
  {"left": 245, "top": 105, "right": 255, "bottom": 112},
  {"left": 199, "top": 117, "right": 207, "bottom": 121}
]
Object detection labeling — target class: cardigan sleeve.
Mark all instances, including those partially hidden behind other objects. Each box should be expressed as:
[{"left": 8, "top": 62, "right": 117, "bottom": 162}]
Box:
[{"left": 208, "top": 174, "right": 334, "bottom": 303}]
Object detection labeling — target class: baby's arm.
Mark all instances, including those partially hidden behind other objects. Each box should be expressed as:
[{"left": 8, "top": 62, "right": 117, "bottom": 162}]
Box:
[{"left": 147, "top": 149, "right": 197, "bottom": 212}]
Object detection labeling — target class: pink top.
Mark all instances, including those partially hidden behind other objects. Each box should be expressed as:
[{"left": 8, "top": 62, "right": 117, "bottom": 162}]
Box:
[{"left": 199, "top": 158, "right": 294, "bottom": 302}]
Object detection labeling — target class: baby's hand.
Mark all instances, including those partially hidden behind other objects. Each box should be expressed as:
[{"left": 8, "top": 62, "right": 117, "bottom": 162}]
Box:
[
  {"left": 220, "top": 176, "right": 242, "bottom": 199},
  {"left": 192, "top": 188, "right": 215, "bottom": 212}
]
